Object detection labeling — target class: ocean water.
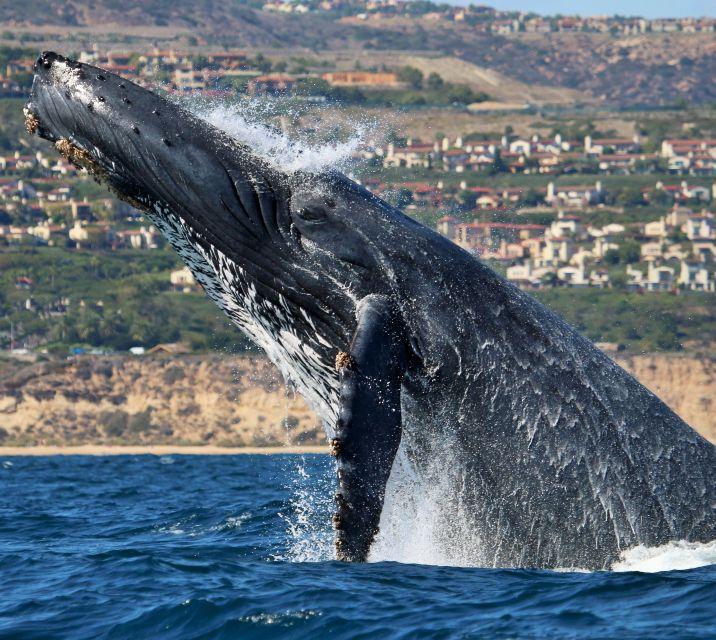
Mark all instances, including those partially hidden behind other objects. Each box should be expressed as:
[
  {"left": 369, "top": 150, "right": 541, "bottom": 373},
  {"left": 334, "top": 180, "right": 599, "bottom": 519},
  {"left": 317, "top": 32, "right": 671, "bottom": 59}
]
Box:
[{"left": 1, "top": 455, "right": 714, "bottom": 640}]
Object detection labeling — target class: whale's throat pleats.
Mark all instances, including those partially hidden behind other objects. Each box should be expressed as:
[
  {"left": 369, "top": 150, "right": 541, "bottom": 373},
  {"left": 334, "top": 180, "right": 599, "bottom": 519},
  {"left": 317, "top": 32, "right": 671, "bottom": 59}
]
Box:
[{"left": 149, "top": 204, "right": 341, "bottom": 429}]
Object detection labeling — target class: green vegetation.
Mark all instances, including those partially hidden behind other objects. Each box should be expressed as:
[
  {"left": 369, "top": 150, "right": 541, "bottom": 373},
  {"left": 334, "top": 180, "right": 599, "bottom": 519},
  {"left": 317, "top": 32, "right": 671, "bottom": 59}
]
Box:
[
  {"left": 1, "top": 246, "right": 713, "bottom": 356},
  {"left": 0, "top": 247, "right": 255, "bottom": 353},
  {"left": 293, "top": 68, "right": 488, "bottom": 108},
  {"left": 533, "top": 289, "right": 716, "bottom": 352}
]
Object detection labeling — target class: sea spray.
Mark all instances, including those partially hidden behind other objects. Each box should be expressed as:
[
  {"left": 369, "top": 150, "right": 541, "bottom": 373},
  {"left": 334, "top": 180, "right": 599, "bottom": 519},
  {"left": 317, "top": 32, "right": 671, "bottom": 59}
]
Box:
[
  {"left": 614, "top": 540, "right": 716, "bottom": 573},
  {"left": 186, "top": 97, "right": 375, "bottom": 175},
  {"left": 280, "top": 456, "right": 335, "bottom": 563}
]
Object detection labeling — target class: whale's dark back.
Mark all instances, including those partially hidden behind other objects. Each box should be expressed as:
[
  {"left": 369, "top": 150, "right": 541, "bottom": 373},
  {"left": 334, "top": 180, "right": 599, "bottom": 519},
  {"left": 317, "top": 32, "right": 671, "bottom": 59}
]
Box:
[{"left": 390, "top": 244, "right": 716, "bottom": 569}]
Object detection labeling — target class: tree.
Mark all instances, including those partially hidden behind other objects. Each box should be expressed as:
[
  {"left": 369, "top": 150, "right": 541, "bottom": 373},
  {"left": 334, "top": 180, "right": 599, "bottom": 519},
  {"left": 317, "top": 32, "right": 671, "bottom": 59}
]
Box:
[
  {"left": 394, "top": 188, "right": 414, "bottom": 209},
  {"left": 489, "top": 149, "right": 508, "bottom": 175},
  {"left": 605, "top": 240, "right": 642, "bottom": 265},
  {"left": 616, "top": 187, "right": 646, "bottom": 207},
  {"left": 520, "top": 188, "right": 543, "bottom": 207},
  {"left": 458, "top": 190, "right": 478, "bottom": 211},
  {"left": 446, "top": 84, "right": 476, "bottom": 104},
  {"left": 397, "top": 66, "right": 423, "bottom": 89},
  {"left": 295, "top": 77, "right": 332, "bottom": 96},
  {"left": 426, "top": 72, "right": 444, "bottom": 91},
  {"left": 252, "top": 53, "right": 272, "bottom": 73}
]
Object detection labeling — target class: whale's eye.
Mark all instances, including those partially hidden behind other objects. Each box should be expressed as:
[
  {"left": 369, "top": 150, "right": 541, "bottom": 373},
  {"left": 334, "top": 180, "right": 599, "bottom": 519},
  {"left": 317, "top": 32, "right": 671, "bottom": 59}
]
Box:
[{"left": 295, "top": 206, "right": 328, "bottom": 223}]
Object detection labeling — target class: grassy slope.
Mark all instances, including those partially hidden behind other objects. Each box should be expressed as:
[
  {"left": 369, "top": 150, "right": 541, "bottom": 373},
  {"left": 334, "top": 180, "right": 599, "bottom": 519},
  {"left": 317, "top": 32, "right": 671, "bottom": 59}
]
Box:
[
  {"left": 0, "top": 247, "right": 255, "bottom": 353},
  {"left": 1, "top": 246, "right": 714, "bottom": 355}
]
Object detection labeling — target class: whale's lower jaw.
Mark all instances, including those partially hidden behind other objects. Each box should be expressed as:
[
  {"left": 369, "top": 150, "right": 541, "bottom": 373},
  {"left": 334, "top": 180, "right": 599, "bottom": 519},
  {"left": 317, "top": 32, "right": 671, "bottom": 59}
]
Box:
[{"left": 146, "top": 202, "right": 340, "bottom": 431}]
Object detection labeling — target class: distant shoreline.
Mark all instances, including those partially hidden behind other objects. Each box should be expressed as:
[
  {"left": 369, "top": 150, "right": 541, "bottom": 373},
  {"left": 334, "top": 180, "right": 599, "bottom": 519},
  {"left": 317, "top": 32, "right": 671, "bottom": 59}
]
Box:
[{"left": 0, "top": 445, "right": 329, "bottom": 456}]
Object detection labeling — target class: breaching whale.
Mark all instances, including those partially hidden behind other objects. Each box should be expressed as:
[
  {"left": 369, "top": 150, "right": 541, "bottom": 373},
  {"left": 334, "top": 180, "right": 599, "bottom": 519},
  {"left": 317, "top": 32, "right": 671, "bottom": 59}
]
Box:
[{"left": 26, "top": 52, "right": 715, "bottom": 569}]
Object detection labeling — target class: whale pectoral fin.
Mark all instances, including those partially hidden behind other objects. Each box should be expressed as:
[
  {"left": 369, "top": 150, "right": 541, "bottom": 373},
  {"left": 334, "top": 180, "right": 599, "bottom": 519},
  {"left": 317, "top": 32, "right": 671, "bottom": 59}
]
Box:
[{"left": 331, "top": 294, "right": 408, "bottom": 562}]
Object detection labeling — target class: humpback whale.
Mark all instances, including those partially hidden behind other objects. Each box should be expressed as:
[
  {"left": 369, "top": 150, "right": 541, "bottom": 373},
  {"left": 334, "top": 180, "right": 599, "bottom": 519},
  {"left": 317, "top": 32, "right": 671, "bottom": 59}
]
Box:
[{"left": 26, "top": 52, "right": 715, "bottom": 569}]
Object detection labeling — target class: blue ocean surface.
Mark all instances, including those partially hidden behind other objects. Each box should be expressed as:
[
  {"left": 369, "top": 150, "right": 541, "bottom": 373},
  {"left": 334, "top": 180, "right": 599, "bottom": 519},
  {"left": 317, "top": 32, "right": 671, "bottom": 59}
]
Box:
[{"left": 0, "top": 454, "right": 714, "bottom": 639}]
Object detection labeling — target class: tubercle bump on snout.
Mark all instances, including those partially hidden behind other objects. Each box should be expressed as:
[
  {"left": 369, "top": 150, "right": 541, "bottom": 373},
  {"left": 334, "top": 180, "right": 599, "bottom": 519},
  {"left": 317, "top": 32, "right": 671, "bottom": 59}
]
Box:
[{"left": 54, "top": 138, "right": 99, "bottom": 173}]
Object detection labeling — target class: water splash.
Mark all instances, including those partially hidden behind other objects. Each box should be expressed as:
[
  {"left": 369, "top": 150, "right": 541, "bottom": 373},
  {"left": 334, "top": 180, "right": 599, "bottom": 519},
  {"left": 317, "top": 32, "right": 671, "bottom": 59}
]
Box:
[
  {"left": 613, "top": 540, "right": 716, "bottom": 573},
  {"left": 280, "top": 458, "right": 335, "bottom": 562},
  {"left": 190, "top": 99, "right": 369, "bottom": 174},
  {"left": 370, "top": 446, "right": 482, "bottom": 567}
]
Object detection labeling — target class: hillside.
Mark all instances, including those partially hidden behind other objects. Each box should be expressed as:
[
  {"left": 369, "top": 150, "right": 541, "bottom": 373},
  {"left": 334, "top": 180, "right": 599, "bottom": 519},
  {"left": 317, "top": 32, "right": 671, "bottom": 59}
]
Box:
[
  {"left": 1, "top": 1, "right": 714, "bottom": 107},
  {"left": 0, "top": 353, "right": 714, "bottom": 447}
]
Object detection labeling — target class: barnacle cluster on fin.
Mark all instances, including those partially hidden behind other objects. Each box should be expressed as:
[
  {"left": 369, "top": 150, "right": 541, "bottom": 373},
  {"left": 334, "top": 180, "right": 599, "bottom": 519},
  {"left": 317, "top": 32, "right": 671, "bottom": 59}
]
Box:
[
  {"left": 24, "top": 111, "right": 39, "bottom": 136},
  {"left": 335, "top": 350, "right": 356, "bottom": 371}
]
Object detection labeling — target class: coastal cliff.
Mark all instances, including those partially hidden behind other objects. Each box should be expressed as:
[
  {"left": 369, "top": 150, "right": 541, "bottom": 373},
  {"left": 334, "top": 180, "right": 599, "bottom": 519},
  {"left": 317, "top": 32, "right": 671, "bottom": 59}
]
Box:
[{"left": 0, "top": 353, "right": 714, "bottom": 446}]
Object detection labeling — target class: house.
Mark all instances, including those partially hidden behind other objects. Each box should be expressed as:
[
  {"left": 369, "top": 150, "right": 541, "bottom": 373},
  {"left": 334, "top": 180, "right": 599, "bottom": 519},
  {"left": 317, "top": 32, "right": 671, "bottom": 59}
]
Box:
[
  {"left": 435, "top": 215, "right": 457, "bottom": 240},
  {"left": 585, "top": 136, "right": 640, "bottom": 155},
  {"left": 68, "top": 221, "right": 114, "bottom": 249},
  {"left": 14, "top": 276, "right": 33, "bottom": 289},
  {"left": 506, "top": 262, "right": 540, "bottom": 288},
  {"left": 661, "top": 139, "right": 716, "bottom": 158},
  {"left": 602, "top": 223, "right": 626, "bottom": 236},
  {"left": 536, "top": 237, "right": 575, "bottom": 267},
  {"left": 681, "top": 182, "right": 711, "bottom": 202},
  {"left": 643, "top": 218, "right": 667, "bottom": 238},
  {"left": 27, "top": 221, "right": 66, "bottom": 245},
  {"left": 442, "top": 149, "right": 472, "bottom": 173},
  {"left": 663, "top": 243, "right": 689, "bottom": 261},
  {"left": 666, "top": 206, "right": 694, "bottom": 227},
  {"left": 508, "top": 139, "right": 532, "bottom": 155},
  {"left": 598, "top": 153, "right": 656, "bottom": 173},
  {"left": 679, "top": 260, "right": 715, "bottom": 292},
  {"left": 684, "top": 215, "right": 715, "bottom": 240},
  {"left": 692, "top": 240, "right": 716, "bottom": 262},
  {"left": 247, "top": 74, "right": 295, "bottom": 96},
  {"left": 593, "top": 236, "right": 619, "bottom": 258},
  {"left": 641, "top": 241, "right": 664, "bottom": 259},
  {"left": 645, "top": 261, "right": 675, "bottom": 291},
  {"left": 626, "top": 265, "right": 645, "bottom": 291},
  {"left": 170, "top": 266, "right": 198, "bottom": 292},
  {"left": 173, "top": 65, "right": 207, "bottom": 92},
  {"left": 545, "top": 181, "right": 604, "bottom": 208},
  {"left": 590, "top": 270, "right": 611, "bottom": 288},
  {"left": 147, "top": 342, "right": 191, "bottom": 355},
  {"left": 321, "top": 71, "right": 399, "bottom": 86},
  {"left": 383, "top": 142, "right": 435, "bottom": 169},
  {"left": 116, "top": 225, "right": 160, "bottom": 249},
  {"left": 0, "top": 225, "right": 30, "bottom": 244},
  {"left": 42, "top": 186, "right": 71, "bottom": 203},
  {"left": 453, "top": 221, "right": 545, "bottom": 256},
  {"left": 455, "top": 220, "right": 545, "bottom": 259},
  {"left": 402, "top": 182, "right": 441, "bottom": 207},
  {"left": 548, "top": 211, "right": 583, "bottom": 238},
  {"left": 557, "top": 265, "right": 589, "bottom": 287},
  {"left": 71, "top": 199, "right": 94, "bottom": 221}
]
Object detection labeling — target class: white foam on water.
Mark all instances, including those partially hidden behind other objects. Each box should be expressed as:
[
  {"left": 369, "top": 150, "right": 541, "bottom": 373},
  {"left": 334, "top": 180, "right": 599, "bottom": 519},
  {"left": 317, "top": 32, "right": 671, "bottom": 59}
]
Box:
[
  {"left": 612, "top": 540, "right": 716, "bottom": 573},
  {"left": 190, "top": 99, "right": 369, "bottom": 174}
]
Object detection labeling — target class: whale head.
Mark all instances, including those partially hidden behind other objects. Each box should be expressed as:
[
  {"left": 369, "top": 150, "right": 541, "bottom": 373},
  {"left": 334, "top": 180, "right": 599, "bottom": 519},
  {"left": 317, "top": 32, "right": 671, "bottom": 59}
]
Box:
[{"left": 25, "top": 51, "right": 431, "bottom": 426}]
